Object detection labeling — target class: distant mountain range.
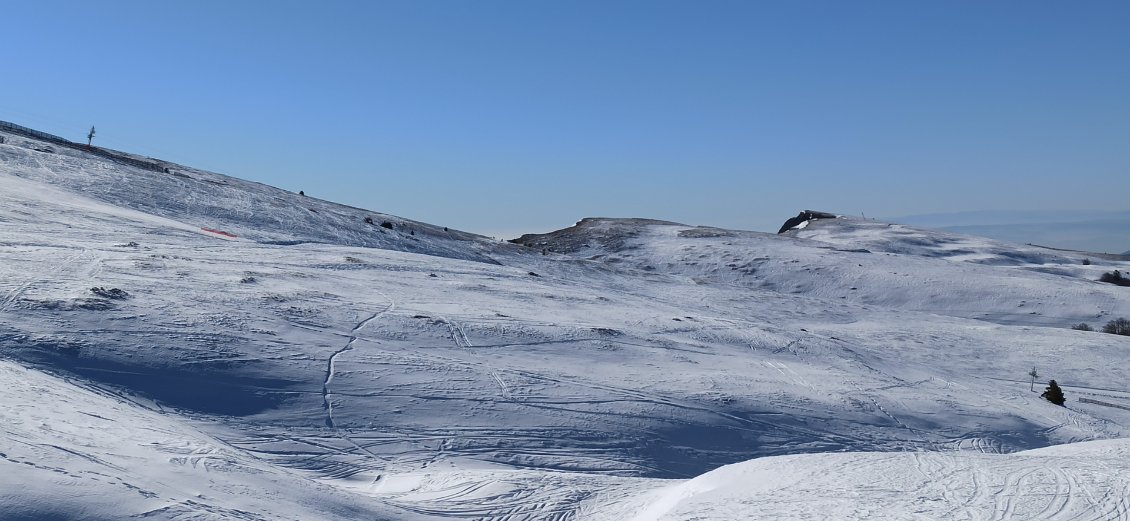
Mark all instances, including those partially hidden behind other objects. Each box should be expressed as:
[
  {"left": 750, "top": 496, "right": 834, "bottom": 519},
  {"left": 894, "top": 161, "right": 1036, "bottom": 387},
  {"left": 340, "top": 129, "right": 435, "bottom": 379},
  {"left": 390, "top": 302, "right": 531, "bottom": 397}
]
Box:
[{"left": 891, "top": 210, "right": 1130, "bottom": 255}]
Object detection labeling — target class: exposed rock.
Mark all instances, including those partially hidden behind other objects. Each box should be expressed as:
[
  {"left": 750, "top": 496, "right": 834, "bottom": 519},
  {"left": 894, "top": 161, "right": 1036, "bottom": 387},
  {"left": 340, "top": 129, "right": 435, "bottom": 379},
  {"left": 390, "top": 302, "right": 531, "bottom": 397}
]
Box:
[
  {"left": 678, "top": 227, "right": 734, "bottom": 238},
  {"left": 510, "top": 217, "right": 681, "bottom": 254},
  {"left": 90, "top": 287, "right": 130, "bottom": 300},
  {"left": 778, "top": 210, "right": 838, "bottom": 234}
]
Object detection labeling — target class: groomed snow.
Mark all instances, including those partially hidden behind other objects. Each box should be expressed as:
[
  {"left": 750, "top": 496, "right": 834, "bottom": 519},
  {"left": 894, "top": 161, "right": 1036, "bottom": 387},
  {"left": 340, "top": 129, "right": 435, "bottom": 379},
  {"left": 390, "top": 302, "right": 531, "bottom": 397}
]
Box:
[{"left": 584, "top": 438, "right": 1130, "bottom": 520}]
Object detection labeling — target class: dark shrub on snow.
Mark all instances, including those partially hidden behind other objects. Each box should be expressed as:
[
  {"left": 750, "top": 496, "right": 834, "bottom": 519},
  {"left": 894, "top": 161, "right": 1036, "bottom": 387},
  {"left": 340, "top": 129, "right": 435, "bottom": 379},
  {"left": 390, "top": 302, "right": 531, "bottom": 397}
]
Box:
[
  {"left": 1102, "top": 318, "right": 1130, "bottom": 336},
  {"left": 90, "top": 287, "right": 130, "bottom": 300},
  {"left": 1099, "top": 270, "right": 1130, "bottom": 287}
]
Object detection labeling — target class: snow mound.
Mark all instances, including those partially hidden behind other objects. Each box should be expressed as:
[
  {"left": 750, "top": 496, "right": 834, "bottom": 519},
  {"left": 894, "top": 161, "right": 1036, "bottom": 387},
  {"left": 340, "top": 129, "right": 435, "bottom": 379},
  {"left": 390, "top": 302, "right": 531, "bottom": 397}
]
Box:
[{"left": 586, "top": 438, "right": 1130, "bottom": 520}]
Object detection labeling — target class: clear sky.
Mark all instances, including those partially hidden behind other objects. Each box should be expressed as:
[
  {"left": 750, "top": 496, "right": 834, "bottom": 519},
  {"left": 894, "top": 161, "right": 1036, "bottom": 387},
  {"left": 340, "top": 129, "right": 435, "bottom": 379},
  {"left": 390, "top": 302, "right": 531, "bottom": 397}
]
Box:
[{"left": 3, "top": 1, "right": 1127, "bottom": 238}]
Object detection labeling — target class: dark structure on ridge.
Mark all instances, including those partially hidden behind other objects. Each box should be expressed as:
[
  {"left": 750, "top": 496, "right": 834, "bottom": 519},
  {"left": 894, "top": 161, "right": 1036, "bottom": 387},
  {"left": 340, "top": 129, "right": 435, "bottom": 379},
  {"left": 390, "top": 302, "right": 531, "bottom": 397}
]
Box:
[{"left": 778, "top": 210, "right": 837, "bottom": 234}]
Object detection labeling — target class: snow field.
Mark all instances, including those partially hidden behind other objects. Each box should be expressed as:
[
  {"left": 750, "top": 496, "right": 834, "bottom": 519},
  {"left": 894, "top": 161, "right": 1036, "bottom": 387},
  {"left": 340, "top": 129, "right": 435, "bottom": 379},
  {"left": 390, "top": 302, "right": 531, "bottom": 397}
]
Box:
[{"left": 3, "top": 129, "right": 1130, "bottom": 519}]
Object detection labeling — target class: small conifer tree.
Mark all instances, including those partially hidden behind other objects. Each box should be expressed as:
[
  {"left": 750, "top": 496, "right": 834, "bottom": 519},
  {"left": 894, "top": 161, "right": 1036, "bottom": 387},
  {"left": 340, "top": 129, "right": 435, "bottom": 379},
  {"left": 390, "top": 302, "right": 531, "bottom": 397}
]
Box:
[{"left": 1041, "top": 380, "right": 1066, "bottom": 406}]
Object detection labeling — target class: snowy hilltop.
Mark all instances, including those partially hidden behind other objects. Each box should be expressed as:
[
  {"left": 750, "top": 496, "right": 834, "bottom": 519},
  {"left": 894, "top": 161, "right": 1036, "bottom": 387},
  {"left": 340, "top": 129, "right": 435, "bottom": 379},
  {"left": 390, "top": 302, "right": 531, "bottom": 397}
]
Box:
[{"left": 2, "top": 123, "right": 1130, "bottom": 520}]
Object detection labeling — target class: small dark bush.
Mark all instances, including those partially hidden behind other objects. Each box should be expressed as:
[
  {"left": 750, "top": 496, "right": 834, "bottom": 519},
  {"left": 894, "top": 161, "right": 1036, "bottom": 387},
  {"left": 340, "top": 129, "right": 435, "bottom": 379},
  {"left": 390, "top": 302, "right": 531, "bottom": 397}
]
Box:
[
  {"left": 1082, "top": 258, "right": 1091, "bottom": 265},
  {"left": 240, "top": 276, "right": 257, "bottom": 284},
  {"left": 528, "top": 271, "right": 540, "bottom": 277},
  {"left": 380, "top": 221, "right": 394, "bottom": 229},
  {"left": 90, "top": 287, "right": 130, "bottom": 300},
  {"left": 364, "top": 216, "right": 374, "bottom": 225},
  {"left": 1102, "top": 317, "right": 1130, "bottom": 336},
  {"left": 1099, "top": 270, "right": 1130, "bottom": 287},
  {"left": 1071, "top": 323, "right": 1093, "bottom": 331}
]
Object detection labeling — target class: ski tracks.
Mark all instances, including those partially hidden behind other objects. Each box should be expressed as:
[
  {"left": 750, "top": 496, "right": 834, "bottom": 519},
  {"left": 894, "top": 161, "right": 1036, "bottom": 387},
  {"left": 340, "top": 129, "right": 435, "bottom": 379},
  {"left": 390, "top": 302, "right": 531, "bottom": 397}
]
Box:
[
  {"left": 381, "top": 470, "right": 593, "bottom": 521},
  {"left": 322, "top": 292, "right": 396, "bottom": 429},
  {"left": 762, "top": 360, "right": 812, "bottom": 388},
  {"left": 965, "top": 459, "right": 1125, "bottom": 521},
  {"left": 0, "top": 247, "right": 103, "bottom": 311},
  {"left": 910, "top": 452, "right": 1124, "bottom": 521},
  {"left": 445, "top": 317, "right": 514, "bottom": 400}
]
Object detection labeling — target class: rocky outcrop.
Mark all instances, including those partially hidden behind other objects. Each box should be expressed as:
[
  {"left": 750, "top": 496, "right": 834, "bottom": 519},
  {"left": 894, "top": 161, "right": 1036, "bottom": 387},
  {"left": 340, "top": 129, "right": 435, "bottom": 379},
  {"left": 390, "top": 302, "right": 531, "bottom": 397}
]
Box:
[
  {"left": 510, "top": 217, "right": 681, "bottom": 254},
  {"left": 778, "top": 211, "right": 838, "bottom": 234}
]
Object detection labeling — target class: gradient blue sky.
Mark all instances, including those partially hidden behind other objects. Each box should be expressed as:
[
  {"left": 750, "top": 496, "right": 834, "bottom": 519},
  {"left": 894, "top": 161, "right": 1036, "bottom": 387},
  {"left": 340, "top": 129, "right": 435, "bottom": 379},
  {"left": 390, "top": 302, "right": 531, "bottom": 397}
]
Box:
[{"left": 3, "top": 1, "right": 1127, "bottom": 238}]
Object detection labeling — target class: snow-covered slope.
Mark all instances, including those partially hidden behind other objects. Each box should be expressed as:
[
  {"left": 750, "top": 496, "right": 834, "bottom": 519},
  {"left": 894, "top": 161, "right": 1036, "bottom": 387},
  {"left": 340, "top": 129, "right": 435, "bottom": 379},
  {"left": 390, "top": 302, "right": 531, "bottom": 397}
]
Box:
[
  {"left": 584, "top": 438, "right": 1130, "bottom": 520},
  {"left": 3, "top": 126, "right": 1130, "bottom": 520},
  {"left": 514, "top": 216, "right": 1130, "bottom": 327},
  {"left": 0, "top": 359, "right": 414, "bottom": 521},
  {"left": 0, "top": 129, "right": 508, "bottom": 264}
]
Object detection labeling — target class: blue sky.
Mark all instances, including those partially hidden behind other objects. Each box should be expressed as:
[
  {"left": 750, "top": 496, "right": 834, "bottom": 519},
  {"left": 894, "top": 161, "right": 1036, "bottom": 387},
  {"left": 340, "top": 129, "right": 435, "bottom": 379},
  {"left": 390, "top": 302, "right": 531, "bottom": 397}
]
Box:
[{"left": 3, "top": 1, "right": 1127, "bottom": 238}]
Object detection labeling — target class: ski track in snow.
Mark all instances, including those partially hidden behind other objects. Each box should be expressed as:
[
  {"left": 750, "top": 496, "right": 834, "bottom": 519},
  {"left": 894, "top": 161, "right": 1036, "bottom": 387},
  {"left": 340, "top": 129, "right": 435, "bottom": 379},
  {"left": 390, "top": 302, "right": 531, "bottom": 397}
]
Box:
[
  {"left": 445, "top": 318, "right": 514, "bottom": 400},
  {"left": 322, "top": 292, "right": 396, "bottom": 429},
  {"left": 0, "top": 247, "right": 102, "bottom": 311}
]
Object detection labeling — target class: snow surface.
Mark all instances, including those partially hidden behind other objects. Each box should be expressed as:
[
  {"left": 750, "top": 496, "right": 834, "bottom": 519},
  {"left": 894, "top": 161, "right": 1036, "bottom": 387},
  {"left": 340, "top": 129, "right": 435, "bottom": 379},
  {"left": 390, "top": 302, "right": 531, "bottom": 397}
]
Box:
[
  {"left": 2, "top": 128, "right": 1130, "bottom": 519},
  {"left": 585, "top": 439, "right": 1130, "bottom": 520}
]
